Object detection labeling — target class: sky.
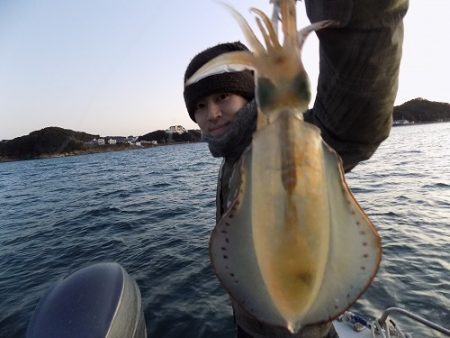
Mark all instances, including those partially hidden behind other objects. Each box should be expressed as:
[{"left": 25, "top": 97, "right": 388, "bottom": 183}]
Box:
[{"left": 1, "top": 1, "right": 449, "bottom": 141}]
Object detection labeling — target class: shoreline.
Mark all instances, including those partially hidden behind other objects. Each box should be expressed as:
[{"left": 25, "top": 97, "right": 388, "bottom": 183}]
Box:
[
  {"left": 0, "top": 141, "right": 204, "bottom": 164},
  {"left": 392, "top": 119, "right": 450, "bottom": 127}
]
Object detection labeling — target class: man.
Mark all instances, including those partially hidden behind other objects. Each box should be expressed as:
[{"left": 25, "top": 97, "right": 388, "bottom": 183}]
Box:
[{"left": 183, "top": 1, "right": 408, "bottom": 337}]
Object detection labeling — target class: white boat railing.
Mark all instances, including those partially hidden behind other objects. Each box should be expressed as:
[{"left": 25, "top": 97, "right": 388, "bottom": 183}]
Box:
[{"left": 376, "top": 307, "right": 450, "bottom": 337}]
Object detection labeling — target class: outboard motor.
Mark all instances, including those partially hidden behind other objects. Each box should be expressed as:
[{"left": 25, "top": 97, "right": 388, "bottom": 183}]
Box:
[{"left": 27, "top": 262, "right": 147, "bottom": 338}]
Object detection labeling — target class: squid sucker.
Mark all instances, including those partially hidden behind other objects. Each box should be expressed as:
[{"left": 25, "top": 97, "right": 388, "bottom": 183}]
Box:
[{"left": 186, "top": 0, "right": 381, "bottom": 334}]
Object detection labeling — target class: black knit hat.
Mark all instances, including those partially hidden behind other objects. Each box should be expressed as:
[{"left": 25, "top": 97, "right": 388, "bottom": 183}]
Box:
[{"left": 183, "top": 42, "right": 255, "bottom": 122}]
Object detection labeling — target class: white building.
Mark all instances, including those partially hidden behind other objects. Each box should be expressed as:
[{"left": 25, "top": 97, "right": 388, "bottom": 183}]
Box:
[
  {"left": 141, "top": 140, "right": 158, "bottom": 146},
  {"left": 126, "top": 136, "right": 138, "bottom": 143},
  {"left": 166, "top": 125, "right": 186, "bottom": 134}
]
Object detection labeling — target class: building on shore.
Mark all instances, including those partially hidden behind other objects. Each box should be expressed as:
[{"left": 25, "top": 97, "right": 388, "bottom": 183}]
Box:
[{"left": 166, "top": 125, "right": 186, "bottom": 134}]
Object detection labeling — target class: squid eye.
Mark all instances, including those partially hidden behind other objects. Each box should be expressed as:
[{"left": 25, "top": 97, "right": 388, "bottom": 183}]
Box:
[
  {"left": 257, "top": 77, "right": 276, "bottom": 109},
  {"left": 292, "top": 75, "right": 311, "bottom": 102}
]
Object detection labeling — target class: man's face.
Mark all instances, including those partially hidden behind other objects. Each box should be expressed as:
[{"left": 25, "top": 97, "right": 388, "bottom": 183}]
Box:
[{"left": 194, "top": 92, "right": 248, "bottom": 138}]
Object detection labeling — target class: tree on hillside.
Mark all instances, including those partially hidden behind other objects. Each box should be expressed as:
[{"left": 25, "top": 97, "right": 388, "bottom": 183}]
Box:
[
  {"left": 394, "top": 98, "right": 450, "bottom": 122},
  {"left": 0, "top": 127, "right": 98, "bottom": 159},
  {"left": 138, "top": 130, "right": 169, "bottom": 144},
  {"left": 172, "top": 130, "right": 202, "bottom": 143}
]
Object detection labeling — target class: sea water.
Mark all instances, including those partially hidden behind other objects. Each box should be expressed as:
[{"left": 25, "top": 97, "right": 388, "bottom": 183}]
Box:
[{"left": 0, "top": 123, "right": 449, "bottom": 337}]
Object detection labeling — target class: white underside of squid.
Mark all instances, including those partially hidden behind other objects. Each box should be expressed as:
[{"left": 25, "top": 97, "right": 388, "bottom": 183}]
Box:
[{"left": 209, "top": 111, "right": 381, "bottom": 333}]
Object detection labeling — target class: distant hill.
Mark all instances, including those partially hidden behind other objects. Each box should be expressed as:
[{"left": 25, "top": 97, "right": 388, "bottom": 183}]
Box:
[
  {"left": 0, "top": 127, "right": 99, "bottom": 160},
  {"left": 393, "top": 98, "right": 450, "bottom": 123},
  {"left": 2, "top": 98, "right": 449, "bottom": 162},
  {"left": 0, "top": 127, "right": 202, "bottom": 162}
]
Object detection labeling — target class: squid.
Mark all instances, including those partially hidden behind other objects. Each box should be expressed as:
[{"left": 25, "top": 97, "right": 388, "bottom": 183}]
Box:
[{"left": 186, "top": 0, "right": 381, "bottom": 334}]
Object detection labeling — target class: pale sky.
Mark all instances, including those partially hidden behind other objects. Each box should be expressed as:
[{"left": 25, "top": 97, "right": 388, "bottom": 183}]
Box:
[{"left": 1, "top": 1, "right": 449, "bottom": 141}]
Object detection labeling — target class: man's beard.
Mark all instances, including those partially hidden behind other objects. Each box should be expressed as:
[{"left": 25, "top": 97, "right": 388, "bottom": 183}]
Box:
[{"left": 203, "top": 100, "right": 257, "bottom": 160}]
